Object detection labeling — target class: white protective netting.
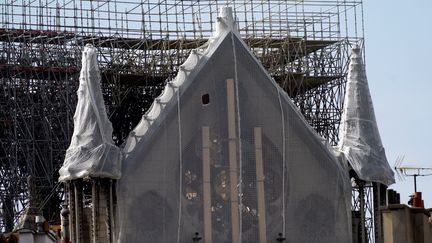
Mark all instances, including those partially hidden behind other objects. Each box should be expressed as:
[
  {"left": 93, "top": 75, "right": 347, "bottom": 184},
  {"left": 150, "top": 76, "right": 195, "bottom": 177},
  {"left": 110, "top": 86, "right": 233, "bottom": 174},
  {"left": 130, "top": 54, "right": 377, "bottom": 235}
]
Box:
[
  {"left": 117, "top": 7, "right": 351, "bottom": 243},
  {"left": 337, "top": 46, "right": 395, "bottom": 186},
  {"left": 59, "top": 45, "right": 122, "bottom": 181}
]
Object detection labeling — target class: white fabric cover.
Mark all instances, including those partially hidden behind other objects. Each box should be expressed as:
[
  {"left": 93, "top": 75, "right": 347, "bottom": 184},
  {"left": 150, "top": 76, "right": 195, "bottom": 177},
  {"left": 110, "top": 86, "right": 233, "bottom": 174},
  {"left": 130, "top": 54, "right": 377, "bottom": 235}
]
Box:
[
  {"left": 337, "top": 46, "right": 395, "bottom": 186},
  {"left": 59, "top": 45, "right": 121, "bottom": 181},
  {"left": 118, "top": 7, "right": 351, "bottom": 243}
]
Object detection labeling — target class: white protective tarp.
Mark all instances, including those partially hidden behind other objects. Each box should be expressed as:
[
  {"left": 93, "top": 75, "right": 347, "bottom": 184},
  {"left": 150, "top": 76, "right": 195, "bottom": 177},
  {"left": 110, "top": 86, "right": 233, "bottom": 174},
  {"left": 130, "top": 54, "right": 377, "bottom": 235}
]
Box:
[
  {"left": 59, "top": 44, "right": 121, "bottom": 181},
  {"left": 117, "top": 7, "right": 351, "bottom": 243},
  {"left": 337, "top": 46, "right": 395, "bottom": 186}
]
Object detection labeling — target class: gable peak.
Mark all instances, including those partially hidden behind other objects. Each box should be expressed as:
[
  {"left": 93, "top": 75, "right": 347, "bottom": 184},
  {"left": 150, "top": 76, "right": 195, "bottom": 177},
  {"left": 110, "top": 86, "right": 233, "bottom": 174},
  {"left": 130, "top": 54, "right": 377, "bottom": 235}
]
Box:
[{"left": 215, "top": 6, "right": 239, "bottom": 37}]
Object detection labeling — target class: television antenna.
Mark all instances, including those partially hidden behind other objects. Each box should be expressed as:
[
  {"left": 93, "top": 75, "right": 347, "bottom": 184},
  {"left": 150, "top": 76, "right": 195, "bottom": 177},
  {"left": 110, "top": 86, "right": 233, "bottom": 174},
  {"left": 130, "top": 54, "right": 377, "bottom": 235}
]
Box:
[{"left": 394, "top": 155, "right": 432, "bottom": 192}]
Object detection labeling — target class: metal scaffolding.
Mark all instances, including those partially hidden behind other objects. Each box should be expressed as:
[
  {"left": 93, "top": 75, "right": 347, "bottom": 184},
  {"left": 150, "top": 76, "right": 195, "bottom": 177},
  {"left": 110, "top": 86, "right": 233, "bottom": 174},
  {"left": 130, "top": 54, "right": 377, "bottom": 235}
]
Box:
[{"left": 0, "top": 0, "right": 366, "bottom": 237}]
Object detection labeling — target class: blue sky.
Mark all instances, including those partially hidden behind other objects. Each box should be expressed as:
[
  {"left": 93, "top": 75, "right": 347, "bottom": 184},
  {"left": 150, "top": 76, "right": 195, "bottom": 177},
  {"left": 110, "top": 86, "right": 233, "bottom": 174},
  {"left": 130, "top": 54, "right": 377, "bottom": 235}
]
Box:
[{"left": 363, "top": 0, "right": 432, "bottom": 207}]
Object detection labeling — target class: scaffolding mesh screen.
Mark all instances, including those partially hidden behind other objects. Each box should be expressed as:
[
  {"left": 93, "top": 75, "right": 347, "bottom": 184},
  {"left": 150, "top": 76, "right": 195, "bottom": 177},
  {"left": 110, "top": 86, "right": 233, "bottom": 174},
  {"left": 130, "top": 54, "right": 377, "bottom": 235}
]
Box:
[{"left": 118, "top": 10, "right": 351, "bottom": 242}]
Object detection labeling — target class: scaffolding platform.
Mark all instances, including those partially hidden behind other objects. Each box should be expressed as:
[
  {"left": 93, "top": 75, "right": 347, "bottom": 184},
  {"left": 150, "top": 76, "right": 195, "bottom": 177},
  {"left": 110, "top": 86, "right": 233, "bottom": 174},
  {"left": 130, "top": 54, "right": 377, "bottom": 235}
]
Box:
[{"left": 0, "top": 0, "right": 364, "bottom": 234}]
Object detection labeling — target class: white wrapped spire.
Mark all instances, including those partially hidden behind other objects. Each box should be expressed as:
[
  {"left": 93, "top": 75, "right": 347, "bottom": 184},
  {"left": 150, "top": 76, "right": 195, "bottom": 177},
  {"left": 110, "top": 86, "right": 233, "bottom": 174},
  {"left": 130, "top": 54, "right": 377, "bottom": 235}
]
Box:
[
  {"left": 59, "top": 44, "right": 121, "bottom": 181},
  {"left": 337, "top": 46, "right": 394, "bottom": 185}
]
